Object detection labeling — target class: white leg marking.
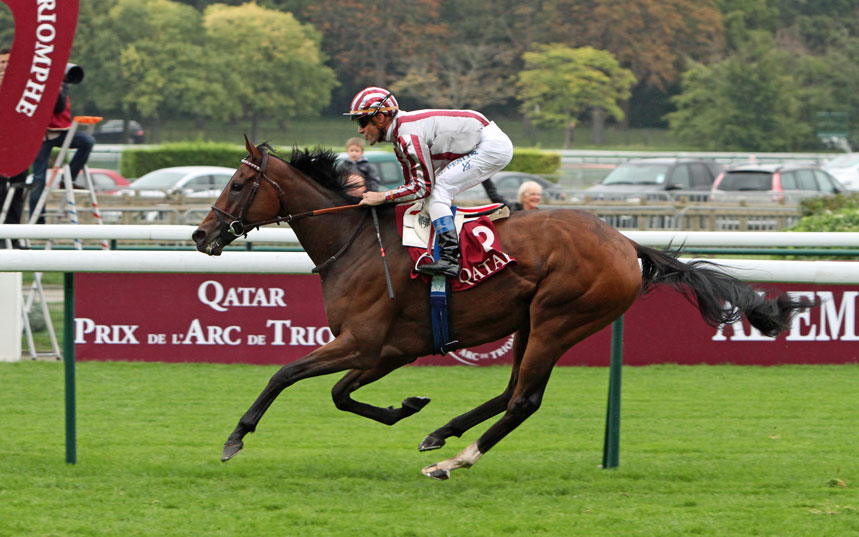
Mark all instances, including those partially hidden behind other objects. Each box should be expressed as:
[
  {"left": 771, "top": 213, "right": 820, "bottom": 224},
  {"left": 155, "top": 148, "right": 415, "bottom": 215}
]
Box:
[{"left": 422, "top": 441, "right": 484, "bottom": 480}]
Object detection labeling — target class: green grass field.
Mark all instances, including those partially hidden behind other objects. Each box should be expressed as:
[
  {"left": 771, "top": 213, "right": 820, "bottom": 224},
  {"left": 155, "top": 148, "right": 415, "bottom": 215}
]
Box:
[{"left": 1, "top": 362, "right": 856, "bottom": 537}]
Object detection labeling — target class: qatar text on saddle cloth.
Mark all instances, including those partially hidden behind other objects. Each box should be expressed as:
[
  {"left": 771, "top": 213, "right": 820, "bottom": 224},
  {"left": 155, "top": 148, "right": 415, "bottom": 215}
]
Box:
[{"left": 395, "top": 203, "right": 516, "bottom": 291}]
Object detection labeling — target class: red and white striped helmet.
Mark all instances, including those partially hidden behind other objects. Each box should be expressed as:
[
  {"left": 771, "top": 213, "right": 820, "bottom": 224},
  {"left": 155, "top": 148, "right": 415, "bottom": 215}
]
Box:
[{"left": 344, "top": 87, "right": 399, "bottom": 119}]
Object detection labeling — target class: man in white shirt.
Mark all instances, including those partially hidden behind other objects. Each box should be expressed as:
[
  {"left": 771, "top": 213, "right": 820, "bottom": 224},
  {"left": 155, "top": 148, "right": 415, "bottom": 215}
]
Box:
[{"left": 347, "top": 86, "right": 513, "bottom": 278}]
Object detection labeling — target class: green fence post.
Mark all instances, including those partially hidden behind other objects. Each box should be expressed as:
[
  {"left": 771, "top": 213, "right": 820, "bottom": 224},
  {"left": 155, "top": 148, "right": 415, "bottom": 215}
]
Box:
[
  {"left": 63, "top": 272, "right": 76, "bottom": 464},
  {"left": 602, "top": 316, "right": 623, "bottom": 469}
]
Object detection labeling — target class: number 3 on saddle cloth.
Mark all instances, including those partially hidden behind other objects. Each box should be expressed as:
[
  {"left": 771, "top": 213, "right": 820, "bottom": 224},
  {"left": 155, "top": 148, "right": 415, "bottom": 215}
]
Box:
[{"left": 395, "top": 202, "right": 517, "bottom": 354}]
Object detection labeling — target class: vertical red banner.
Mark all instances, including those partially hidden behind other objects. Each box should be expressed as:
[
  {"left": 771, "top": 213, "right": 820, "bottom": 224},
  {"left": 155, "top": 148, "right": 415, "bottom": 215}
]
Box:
[{"left": 0, "top": 0, "right": 79, "bottom": 176}]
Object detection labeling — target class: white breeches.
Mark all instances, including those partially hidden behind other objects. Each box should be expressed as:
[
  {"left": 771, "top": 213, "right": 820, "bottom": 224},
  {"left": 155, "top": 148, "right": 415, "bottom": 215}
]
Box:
[{"left": 427, "top": 122, "right": 513, "bottom": 222}]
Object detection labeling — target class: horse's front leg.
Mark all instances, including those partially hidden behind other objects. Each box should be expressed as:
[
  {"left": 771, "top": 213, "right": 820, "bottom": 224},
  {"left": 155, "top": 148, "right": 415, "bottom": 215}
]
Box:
[
  {"left": 331, "top": 367, "right": 430, "bottom": 426},
  {"left": 222, "top": 337, "right": 361, "bottom": 462}
]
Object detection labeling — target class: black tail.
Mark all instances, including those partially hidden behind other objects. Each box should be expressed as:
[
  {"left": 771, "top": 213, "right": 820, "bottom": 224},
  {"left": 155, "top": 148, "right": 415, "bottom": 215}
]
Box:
[{"left": 635, "top": 243, "right": 815, "bottom": 337}]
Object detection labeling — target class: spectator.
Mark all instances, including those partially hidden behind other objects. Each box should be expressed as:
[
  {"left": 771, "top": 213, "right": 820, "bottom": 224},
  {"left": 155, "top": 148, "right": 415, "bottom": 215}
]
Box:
[
  {"left": 28, "top": 74, "right": 94, "bottom": 223},
  {"left": 0, "top": 46, "right": 27, "bottom": 248},
  {"left": 340, "top": 137, "right": 381, "bottom": 192},
  {"left": 509, "top": 181, "right": 543, "bottom": 212},
  {"left": 481, "top": 177, "right": 509, "bottom": 206},
  {"left": 345, "top": 172, "right": 368, "bottom": 197}
]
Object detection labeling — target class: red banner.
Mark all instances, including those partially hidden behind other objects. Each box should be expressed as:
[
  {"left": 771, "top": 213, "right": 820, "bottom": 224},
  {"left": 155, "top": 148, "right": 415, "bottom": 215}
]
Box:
[
  {"left": 74, "top": 274, "right": 859, "bottom": 366},
  {"left": 0, "top": 0, "right": 79, "bottom": 176}
]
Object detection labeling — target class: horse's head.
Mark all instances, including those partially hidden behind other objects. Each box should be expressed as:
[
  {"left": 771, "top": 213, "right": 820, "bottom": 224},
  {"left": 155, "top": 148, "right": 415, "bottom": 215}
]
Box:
[{"left": 193, "top": 136, "right": 287, "bottom": 255}]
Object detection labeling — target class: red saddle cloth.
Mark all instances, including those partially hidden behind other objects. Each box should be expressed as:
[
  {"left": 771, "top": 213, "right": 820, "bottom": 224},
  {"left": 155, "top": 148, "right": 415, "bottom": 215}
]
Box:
[{"left": 395, "top": 206, "right": 516, "bottom": 291}]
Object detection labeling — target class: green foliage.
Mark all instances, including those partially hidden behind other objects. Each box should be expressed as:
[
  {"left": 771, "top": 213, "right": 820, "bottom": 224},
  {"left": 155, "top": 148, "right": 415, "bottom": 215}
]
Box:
[
  {"left": 788, "top": 211, "right": 859, "bottom": 232},
  {"left": 789, "top": 192, "right": 859, "bottom": 232},
  {"left": 505, "top": 149, "right": 561, "bottom": 177},
  {"left": 204, "top": 3, "right": 337, "bottom": 125},
  {"left": 797, "top": 192, "right": 859, "bottom": 217},
  {"left": 0, "top": 3, "right": 13, "bottom": 47},
  {"left": 2, "top": 362, "right": 859, "bottom": 537},
  {"left": 120, "top": 142, "right": 246, "bottom": 177},
  {"left": 667, "top": 33, "right": 814, "bottom": 151},
  {"left": 517, "top": 44, "right": 636, "bottom": 130}
]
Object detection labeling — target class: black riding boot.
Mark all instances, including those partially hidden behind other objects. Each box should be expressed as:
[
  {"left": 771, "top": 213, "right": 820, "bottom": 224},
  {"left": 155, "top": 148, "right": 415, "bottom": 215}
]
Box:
[{"left": 418, "top": 228, "right": 461, "bottom": 279}]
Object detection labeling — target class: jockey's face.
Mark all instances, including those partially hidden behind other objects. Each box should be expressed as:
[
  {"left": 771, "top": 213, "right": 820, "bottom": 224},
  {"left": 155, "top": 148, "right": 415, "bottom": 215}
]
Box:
[{"left": 357, "top": 114, "right": 387, "bottom": 146}]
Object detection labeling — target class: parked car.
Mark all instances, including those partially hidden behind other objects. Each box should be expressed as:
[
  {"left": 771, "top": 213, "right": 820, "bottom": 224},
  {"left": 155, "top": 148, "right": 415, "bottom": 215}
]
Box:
[
  {"left": 587, "top": 158, "right": 724, "bottom": 201},
  {"left": 127, "top": 166, "right": 235, "bottom": 198},
  {"left": 84, "top": 168, "right": 130, "bottom": 194},
  {"left": 710, "top": 163, "right": 845, "bottom": 201},
  {"left": 454, "top": 171, "right": 565, "bottom": 203},
  {"left": 24, "top": 168, "right": 130, "bottom": 194},
  {"left": 822, "top": 153, "right": 859, "bottom": 191},
  {"left": 93, "top": 119, "right": 146, "bottom": 144}
]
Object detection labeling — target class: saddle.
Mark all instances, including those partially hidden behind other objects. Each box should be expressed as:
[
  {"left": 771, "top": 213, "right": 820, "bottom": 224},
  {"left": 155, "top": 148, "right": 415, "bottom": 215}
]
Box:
[
  {"left": 399, "top": 201, "right": 510, "bottom": 249},
  {"left": 395, "top": 201, "right": 515, "bottom": 292}
]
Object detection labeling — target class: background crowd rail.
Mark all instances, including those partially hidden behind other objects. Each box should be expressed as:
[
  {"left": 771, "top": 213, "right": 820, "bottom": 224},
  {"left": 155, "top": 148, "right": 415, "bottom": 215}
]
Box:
[
  {"left": 2, "top": 228, "right": 859, "bottom": 466},
  {"left": 3, "top": 225, "right": 858, "bottom": 249}
]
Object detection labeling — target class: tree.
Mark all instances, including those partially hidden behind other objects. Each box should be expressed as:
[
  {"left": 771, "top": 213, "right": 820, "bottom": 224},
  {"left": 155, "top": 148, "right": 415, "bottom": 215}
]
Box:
[
  {"left": 305, "top": 0, "right": 448, "bottom": 103},
  {"left": 204, "top": 2, "right": 337, "bottom": 140},
  {"left": 667, "top": 33, "right": 812, "bottom": 151},
  {"left": 572, "top": 0, "right": 724, "bottom": 89},
  {"left": 517, "top": 44, "right": 635, "bottom": 147},
  {"left": 391, "top": 43, "right": 516, "bottom": 109},
  {"left": 77, "top": 0, "right": 234, "bottom": 141},
  {"left": 0, "top": 3, "right": 13, "bottom": 47}
]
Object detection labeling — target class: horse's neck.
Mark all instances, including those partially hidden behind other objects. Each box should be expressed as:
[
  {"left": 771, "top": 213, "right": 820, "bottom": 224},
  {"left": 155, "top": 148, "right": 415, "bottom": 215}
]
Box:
[{"left": 291, "top": 208, "right": 368, "bottom": 268}]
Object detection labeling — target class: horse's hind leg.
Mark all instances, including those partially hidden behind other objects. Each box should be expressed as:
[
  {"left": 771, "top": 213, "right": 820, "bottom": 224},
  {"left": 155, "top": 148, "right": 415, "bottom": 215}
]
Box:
[
  {"left": 331, "top": 367, "right": 430, "bottom": 426},
  {"left": 422, "top": 316, "right": 587, "bottom": 480},
  {"left": 418, "top": 329, "right": 527, "bottom": 451},
  {"left": 421, "top": 364, "right": 552, "bottom": 480},
  {"left": 222, "top": 337, "right": 362, "bottom": 462}
]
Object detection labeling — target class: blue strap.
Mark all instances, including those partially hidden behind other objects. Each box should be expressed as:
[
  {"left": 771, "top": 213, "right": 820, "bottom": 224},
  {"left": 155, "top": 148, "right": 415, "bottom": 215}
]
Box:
[{"left": 429, "top": 209, "right": 456, "bottom": 354}]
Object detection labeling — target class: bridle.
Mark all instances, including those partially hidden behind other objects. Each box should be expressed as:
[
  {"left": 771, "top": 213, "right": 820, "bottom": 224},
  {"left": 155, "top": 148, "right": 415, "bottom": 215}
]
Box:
[
  {"left": 210, "top": 149, "right": 370, "bottom": 274},
  {"left": 211, "top": 150, "right": 294, "bottom": 237}
]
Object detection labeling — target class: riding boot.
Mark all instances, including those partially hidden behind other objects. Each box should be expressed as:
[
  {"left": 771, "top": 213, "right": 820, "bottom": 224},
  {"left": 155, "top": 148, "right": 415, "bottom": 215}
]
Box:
[{"left": 418, "top": 216, "right": 461, "bottom": 279}]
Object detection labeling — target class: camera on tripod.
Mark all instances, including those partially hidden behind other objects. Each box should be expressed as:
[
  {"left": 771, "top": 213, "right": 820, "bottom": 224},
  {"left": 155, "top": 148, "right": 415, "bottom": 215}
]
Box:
[{"left": 64, "top": 63, "right": 84, "bottom": 84}]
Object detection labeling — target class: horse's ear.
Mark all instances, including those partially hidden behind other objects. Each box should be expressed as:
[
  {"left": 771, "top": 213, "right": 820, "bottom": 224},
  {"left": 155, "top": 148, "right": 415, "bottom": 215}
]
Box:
[{"left": 244, "top": 134, "right": 260, "bottom": 160}]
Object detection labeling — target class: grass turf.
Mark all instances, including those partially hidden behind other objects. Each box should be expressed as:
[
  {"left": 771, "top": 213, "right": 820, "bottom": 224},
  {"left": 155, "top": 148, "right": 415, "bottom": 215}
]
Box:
[{"left": 1, "top": 362, "right": 856, "bottom": 536}]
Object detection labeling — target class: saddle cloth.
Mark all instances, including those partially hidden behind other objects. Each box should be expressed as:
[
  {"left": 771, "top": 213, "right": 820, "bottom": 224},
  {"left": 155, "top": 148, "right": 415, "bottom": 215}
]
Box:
[
  {"left": 398, "top": 201, "right": 510, "bottom": 248},
  {"left": 395, "top": 201, "right": 516, "bottom": 291}
]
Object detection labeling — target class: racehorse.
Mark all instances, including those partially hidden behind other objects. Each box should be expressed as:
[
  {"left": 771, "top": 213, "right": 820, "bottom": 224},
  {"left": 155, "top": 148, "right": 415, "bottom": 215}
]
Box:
[{"left": 192, "top": 137, "right": 811, "bottom": 480}]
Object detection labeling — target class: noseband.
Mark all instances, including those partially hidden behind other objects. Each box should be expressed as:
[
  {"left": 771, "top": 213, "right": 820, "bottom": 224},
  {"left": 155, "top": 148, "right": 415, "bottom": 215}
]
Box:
[{"left": 211, "top": 150, "right": 293, "bottom": 237}]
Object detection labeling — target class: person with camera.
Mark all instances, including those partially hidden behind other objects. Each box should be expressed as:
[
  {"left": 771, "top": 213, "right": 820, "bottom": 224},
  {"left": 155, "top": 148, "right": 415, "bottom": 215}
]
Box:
[{"left": 28, "top": 63, "right": 93, "bottom": 224}]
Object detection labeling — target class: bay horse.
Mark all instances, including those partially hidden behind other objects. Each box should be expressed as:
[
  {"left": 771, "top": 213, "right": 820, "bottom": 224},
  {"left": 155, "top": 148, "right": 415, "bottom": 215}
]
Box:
[{"left": 192, "top": 138, "right": 809, "bottom": 480}]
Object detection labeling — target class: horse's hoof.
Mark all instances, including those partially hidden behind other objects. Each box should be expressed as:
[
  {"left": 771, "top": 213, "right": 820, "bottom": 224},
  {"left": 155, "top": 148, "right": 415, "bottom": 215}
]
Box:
[
  {"left": 418, "top": 434, "right": 446, "bottom": 452},
  {"left": 422, "top": 464, "right": 450, "bottom": 480},
  {"left": 221, "top": 441, "right": 244, "bottom": 462},
  {"left": 402, "top": 396, "right": 431, "bottom": 411}
]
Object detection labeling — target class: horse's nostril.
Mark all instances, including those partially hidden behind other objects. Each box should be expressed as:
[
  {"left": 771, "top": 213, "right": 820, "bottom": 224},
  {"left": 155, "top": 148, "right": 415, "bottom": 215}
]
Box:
[{"left": 192, "top": 229, "right": 206, "bottom": 243}]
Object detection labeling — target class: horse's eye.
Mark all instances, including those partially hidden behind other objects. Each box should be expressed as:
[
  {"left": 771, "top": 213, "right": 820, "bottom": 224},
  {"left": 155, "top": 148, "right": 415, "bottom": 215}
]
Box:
[{"left": 230, "top": 182, "right": 243, "bottom": 192}]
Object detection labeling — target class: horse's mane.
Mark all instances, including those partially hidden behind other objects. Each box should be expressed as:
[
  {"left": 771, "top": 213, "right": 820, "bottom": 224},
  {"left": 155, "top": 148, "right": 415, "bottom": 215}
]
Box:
[{"left": 265, "top": 144, "right": 358, "bottom": 201}]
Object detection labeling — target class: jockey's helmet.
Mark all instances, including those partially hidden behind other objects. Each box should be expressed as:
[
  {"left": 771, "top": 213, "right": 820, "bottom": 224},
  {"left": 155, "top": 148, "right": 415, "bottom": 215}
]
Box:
[{"left": 345, "top": 87, "right": 398, "bottom": 125}]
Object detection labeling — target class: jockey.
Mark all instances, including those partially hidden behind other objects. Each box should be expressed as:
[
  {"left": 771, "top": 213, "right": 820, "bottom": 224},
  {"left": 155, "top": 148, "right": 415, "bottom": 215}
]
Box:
[{"left": 346, "top": 86, "right": 513, "bottom": 279}]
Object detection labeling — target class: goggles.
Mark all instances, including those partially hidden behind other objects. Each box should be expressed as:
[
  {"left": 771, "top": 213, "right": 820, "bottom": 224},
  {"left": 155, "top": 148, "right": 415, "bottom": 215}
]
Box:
[{"left": 356, "top": 114, "right": 375, "bottom": 128}]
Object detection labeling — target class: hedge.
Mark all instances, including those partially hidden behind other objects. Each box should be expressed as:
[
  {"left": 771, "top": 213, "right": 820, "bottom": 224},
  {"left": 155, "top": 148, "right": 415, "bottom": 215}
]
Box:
[
  {"left": 504, "top": 149, "right": 561, "bottom": 179},
  {"left": 120, "top": 142, "right": 248, "bottom": 178},
  {"left": 789, "top": 192, "right": 859, "bottom": 233},
  {"left": 120, "top": 143, "right": 561, "bottom": 180}
]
